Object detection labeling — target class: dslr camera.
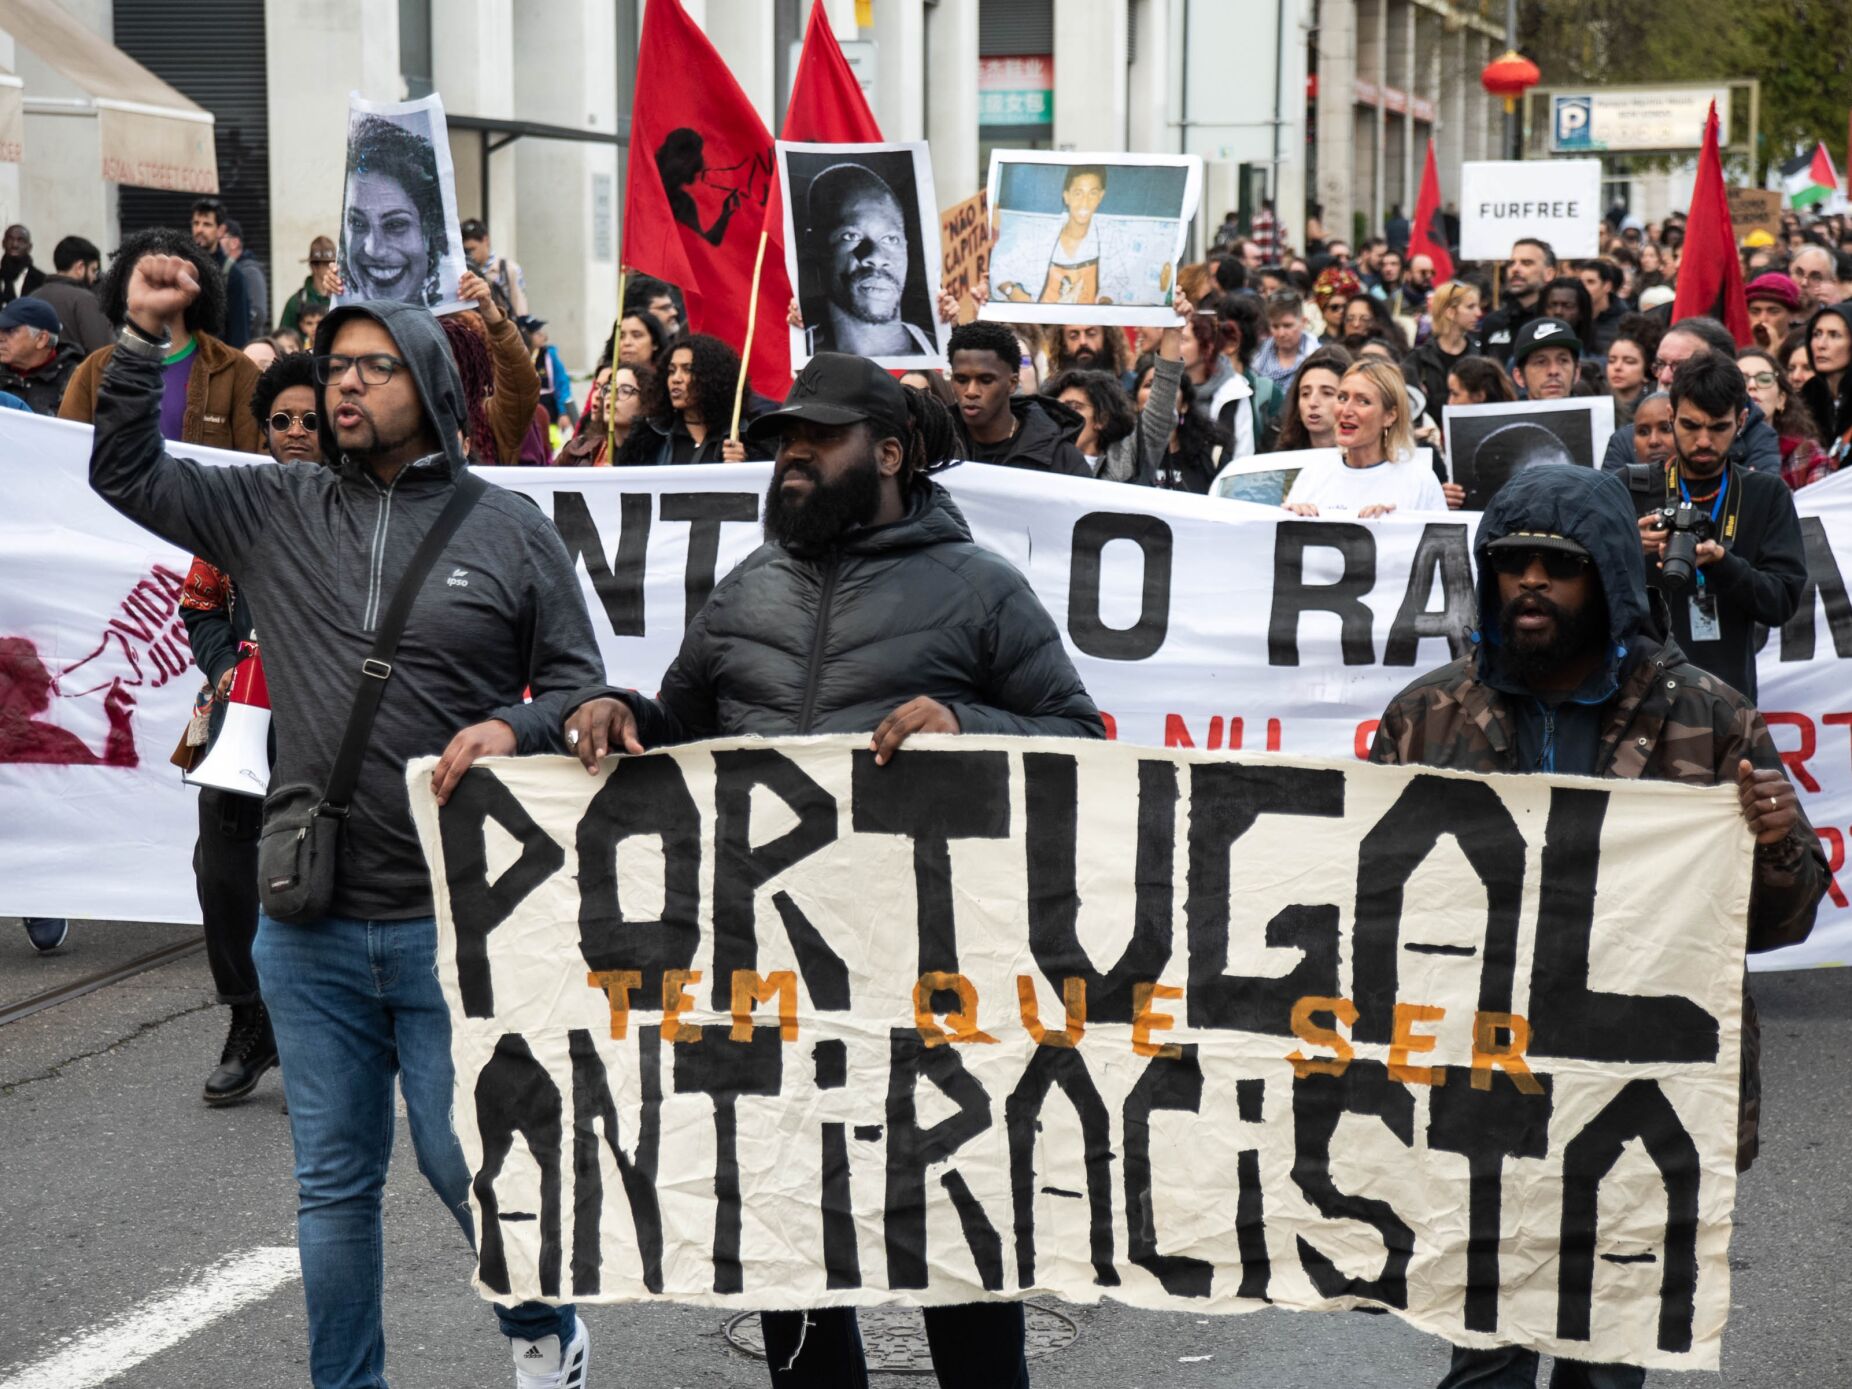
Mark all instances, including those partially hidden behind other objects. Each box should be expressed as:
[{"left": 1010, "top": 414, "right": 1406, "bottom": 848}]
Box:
[
  {"left": 1624, "top": 463, "right": 1713, "bottom": 593},
  {"left": 1647, "top": 501, "right": 1713, "bottom": 593}
]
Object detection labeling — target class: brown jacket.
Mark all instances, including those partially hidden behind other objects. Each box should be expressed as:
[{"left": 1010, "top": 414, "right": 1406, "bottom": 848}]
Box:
[
  {"left": 484, "top": 316, "right": 540, "bottom": 465},
  {"left": 1372, "top": 635, "right": 1827, "bottom": 1169},
  {"left": 60, "top": 332, "right": 264, "bottom": 454}
]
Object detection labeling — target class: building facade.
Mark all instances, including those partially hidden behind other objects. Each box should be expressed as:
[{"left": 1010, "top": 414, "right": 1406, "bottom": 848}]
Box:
[{"left": 0, "top": 0, "right": 1512, "bottom": 373}]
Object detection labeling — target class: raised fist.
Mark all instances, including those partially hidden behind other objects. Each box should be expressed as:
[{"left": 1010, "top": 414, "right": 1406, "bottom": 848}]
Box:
[{"left": 127, "top": 254, "right": 200, "bottom": 330}]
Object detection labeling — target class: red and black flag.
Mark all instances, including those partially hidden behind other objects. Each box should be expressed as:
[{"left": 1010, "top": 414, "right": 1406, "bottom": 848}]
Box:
[{"left": 623, "top": 0, "right": 791, "bottom": 397}]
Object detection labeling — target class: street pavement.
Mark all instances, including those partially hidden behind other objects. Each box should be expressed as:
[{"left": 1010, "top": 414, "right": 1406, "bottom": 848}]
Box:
[{"left": 0, "top": 919, "right": 1845, "bottom": 1388}]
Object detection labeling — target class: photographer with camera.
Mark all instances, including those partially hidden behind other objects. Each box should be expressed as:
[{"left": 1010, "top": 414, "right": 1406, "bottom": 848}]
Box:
[{"left": 1630, "top": 351, "right": 1808, "bottom": 699}]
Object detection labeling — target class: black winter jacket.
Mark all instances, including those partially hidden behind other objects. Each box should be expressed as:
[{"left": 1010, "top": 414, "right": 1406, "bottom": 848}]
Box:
[
  {"left": 0, "top": 338, "right": 82, "bottom": 415},
  {"left": 574, "top": 481, "right": 1103, "bottom": 744},
  {"left": 1478, "top": 295, "right": 1542, "bottom": 364},
  {"left": 614, "top": 413, "right": 773, "bottom": 467},
  {"left": 90, "top": 299, "right": 605, "bottom": 918},
  {"left": 1401, "top": 334, "right": 1477, "bottom": 420},
  {"left": 963, "top": 396, "right": 1093, "bottom": 477},
  {"left": 1626, "top": 460, "right": 1808, "bottom": 701}
]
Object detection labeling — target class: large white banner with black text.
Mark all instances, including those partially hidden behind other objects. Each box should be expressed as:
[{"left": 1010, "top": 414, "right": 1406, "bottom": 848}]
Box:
[
  {"left": 404, "top": 738, "right": 1751, "bottom": 1369},
  {"left": 1, "top": 409, "right": 1847, "bottom": 967}
]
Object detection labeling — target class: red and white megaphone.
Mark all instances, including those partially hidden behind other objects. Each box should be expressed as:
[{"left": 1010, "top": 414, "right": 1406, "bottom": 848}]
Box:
[{"left": 186, "top": 636, "right": 272, "bottom": 798}]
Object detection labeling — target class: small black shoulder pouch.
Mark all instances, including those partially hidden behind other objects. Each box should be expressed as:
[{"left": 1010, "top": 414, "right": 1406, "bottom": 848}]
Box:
[{"left": 258, "top": 471, "right": 487, "bottom": 923}]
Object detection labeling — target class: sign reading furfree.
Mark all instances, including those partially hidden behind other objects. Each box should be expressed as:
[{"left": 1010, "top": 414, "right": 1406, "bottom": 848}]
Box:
[{"left": 1458, "top": 160, "right": 1602, "bottom": 260}]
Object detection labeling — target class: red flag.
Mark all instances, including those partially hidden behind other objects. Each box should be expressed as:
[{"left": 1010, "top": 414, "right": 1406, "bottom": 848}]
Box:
[
  {"left": 622, "top": 0, "right": 790, "bottom": 398},
  {"left": 1409, "top": 138, "right": 1453, "bottom": 285},
  {"left": 1672, "top": 102, "right": 1751, "bottom": 346},
  {"left": 762, "top": 1, "right": 883, "bottom": 364}
]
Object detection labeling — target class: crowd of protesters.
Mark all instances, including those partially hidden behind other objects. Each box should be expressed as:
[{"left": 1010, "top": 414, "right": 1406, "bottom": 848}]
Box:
[{"left": 11, "top": 173, "right": 1839, "bottom": 1389}]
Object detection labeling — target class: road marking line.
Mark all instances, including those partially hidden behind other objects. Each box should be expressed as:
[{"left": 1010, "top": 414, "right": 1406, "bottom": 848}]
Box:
[{"left": 0, "top": 1245, "right": 299, "bottom": 1389}]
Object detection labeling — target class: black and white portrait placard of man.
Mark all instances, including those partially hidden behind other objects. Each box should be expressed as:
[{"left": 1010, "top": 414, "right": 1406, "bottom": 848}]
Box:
[
  {"left": 335, "top": 92, "right": 468, "bottom": 315},
  {"left": 1444, "top": 396, "right": 1616, "bottom": 511},
  {"left": 778, "top": 140, "right": 947, "bottom": 369}
]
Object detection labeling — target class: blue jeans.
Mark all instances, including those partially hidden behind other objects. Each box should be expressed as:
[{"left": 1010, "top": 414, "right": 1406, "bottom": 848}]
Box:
[
  {"left": 1439, "top": 1346, "right": 1646, "bottom": 1389},
  {"left": 253, "top": 912, "right": 574, "bottom": 1388}
]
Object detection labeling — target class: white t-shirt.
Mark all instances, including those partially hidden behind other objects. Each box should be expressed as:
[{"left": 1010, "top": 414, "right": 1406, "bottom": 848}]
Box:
[{"left": 1284, "top": 451, "right": 1447, "bottom": 514}]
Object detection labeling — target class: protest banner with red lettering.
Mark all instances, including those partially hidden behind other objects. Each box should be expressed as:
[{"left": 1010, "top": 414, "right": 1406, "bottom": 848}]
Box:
[{"left": 2, "top": 410, "right": 1846, "bottom": 967}]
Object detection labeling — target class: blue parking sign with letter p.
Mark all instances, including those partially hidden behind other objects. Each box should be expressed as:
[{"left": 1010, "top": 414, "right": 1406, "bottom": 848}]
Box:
[{"left": 1554, "top": 96, "right": 1594, "bottom": 151}]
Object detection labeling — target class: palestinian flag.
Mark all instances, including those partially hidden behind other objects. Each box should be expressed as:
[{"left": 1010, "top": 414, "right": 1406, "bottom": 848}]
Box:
[{"left": 1781, "top": 143, "right": 1839, "bottom": 208}]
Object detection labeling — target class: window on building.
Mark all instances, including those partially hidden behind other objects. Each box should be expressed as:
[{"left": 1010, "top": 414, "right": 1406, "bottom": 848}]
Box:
[
  {"left": 400, "top": 0, "right": 433, "bottom": 100},
  {"left": 978, "top": 0, "right": 1054, "bottom": 171}
]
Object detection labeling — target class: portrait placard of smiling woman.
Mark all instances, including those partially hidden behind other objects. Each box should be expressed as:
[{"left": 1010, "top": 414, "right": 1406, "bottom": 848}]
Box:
[{"left": 335, "top": 93, "right": 467, "bottom": 314}]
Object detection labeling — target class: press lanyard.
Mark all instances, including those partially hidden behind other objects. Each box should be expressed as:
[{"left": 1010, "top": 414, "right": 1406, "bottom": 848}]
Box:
[
  {"left": 1677, "top": 467, "right": 1727, "bottom": 522},
  {"left": 1675, "top": 467, "right": 1728, "bottom": 592}
]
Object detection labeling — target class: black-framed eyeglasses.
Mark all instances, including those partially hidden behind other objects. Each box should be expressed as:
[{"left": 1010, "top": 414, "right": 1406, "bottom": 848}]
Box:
[
  {"left": 268, "top": 410, "right": 318, "bottom": 433},
  {"left": 1488, "top": 548, "right": 1592, "bottom": 580},
  {"left": 313, "top": 353, "right": 406, "bottom": 386},
  {"left": 1650, "top": 358, "right": 1684, "bottom": 377},
  {"left": 1743, "top": 370, "right": 1779, "bottom": 388}
]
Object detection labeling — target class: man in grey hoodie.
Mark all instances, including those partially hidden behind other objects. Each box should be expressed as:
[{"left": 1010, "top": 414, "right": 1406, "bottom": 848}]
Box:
[{"left": 89, "top": 252, "right": 603, "bottom": 1389}]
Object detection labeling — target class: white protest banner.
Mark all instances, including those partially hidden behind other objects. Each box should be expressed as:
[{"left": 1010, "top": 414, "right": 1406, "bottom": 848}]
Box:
[
  {"left": 1460, "top": 160, "right": 1602, "bottom": 261},
  {"left": 403, "top": 737, "right": 1750, "bottom": 1369},
  {"left": 2, "top": 410, "right": 1846, "bottom": 967}
]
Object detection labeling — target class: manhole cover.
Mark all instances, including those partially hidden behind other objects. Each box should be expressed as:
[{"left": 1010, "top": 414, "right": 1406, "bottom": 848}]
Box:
[{"left": 723, "top": 1303, "right": 1079, "bottom": 1373}]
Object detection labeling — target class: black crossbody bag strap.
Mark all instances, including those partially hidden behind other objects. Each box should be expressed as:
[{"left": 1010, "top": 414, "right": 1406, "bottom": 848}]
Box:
[{"left": 323, "top": 470, "right": 488, "bottom": 813}]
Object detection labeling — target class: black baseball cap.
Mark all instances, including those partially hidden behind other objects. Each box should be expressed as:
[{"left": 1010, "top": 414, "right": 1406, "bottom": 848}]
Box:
[
  {"left": 1485, "top": 528, "right": 1591, "bottom": 559},
  {"left": 0, "top": 298, "right": 59, "bottom": 335},
  {"left": 1511, "top": 317, "right": 1578, "bottom": 367},
  {"left": 745, "top": 352, "right": 909, "bottom": 446}
]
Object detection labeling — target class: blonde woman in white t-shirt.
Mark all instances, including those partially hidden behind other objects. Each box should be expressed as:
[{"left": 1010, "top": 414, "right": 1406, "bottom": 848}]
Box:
[{"left": 1282, "top": 358, "right": 1447, "bottom": 519}]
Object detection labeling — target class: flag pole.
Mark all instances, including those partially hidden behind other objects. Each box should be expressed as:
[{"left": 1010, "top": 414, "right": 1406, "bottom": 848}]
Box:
[
  {"left": 731, "top": 231, "right": 770, "bottom": 444},
  {"left": 608, "top": 266, "right": 626, "bottom": 428}
]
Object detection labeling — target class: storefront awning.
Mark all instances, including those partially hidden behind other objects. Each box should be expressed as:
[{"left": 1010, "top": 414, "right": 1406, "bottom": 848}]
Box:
[{"left": 0, "top": 0, "right": 215, "bottom": 192}]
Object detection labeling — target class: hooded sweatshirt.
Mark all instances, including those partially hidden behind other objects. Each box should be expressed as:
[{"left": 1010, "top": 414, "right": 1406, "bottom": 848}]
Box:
[
  {"left": 962, "top": 394, "right": 1093, "bottom": 477},
  {"left": 1371, "top": 462, "right": 1826, "bottom": 1171},
  {"left": 89, "top": 298, "right": 605, "bottom": 919},
  {"left": 1472, "top": 465, "right": 1651, "bottom": 775}
]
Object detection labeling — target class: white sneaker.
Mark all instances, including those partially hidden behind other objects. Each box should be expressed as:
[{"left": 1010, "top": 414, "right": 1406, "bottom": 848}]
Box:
[{"left": 512, "top": 1320, "right": 589, "bottom": 1389}]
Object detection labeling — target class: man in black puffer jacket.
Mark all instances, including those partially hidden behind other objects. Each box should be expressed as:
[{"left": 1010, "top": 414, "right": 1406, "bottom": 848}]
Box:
[{"left": 565, "top": 352, "right": 1101, "bottom": 1389}]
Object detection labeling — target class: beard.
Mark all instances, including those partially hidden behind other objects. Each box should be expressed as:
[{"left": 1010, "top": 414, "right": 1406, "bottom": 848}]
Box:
[
  {"left": 1497, "top": 589, "right": 1608, "bottom": 685},
  {"left": 837, "top": 266, "right": 903, "bottom": 325},
  {"left": 764, "top": 447, "right": 884, "bottom": 550},
  {"left": 1068, "top": 346, "right": 1100, "bottom": 368}
]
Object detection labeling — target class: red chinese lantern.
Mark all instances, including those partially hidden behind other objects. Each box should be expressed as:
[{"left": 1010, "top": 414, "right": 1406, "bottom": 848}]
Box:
[{"left": 1480, "top": 49, "right": 1540, "bottom": 115}]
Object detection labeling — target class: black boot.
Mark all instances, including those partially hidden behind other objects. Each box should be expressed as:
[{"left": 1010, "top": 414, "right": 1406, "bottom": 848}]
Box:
[{"left": 203, "top": 1001, "right": 279, "bottom": 1106}]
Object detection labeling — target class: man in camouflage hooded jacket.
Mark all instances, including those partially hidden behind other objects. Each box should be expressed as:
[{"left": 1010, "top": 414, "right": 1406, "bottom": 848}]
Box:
[{"left": 1371, "top": 463, "right": 1825, "bottom": 1388}]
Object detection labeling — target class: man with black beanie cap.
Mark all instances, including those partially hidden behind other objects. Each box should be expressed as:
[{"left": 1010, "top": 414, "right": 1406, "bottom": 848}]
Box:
[
  {"left": 564, "top": 351, "right": 1102, "bottom": 1389},
  {"left": 88, "top": 252, "right": 605, "bottom": 1389}
]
